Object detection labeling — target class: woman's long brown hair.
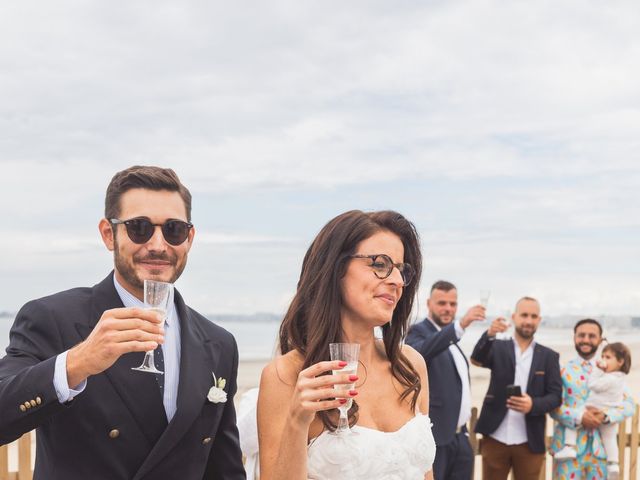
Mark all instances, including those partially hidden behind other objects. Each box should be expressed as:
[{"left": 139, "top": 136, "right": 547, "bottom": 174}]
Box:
[{"left": 278, "top": 210, "right": 422, "bottom": 432}]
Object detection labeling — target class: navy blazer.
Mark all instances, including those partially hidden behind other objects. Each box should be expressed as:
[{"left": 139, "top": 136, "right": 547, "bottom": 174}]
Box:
[
  {"left": 471, "top": 332, "right": 562, "bottom": 454},
  {"left": 0, "top": 273, "right": 246, "bottom": 480},
  {"left": 406, "top": 318, "right": 467, "bottom": 446}
]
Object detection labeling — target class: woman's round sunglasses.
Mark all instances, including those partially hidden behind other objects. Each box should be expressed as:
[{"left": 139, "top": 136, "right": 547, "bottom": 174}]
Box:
[
  {"left": 110, "top": 217, "right": 193, "bottom": 246},
  {"left": 349, "top": 254, "right": 414, "bottom": 286}
]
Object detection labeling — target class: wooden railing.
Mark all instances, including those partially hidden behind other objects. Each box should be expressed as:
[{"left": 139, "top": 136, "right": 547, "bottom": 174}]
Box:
[{"left": 1, "top": 405, "right": 638, "bottom": 480}]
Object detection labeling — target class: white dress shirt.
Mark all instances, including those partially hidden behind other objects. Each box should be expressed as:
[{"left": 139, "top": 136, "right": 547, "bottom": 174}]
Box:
[
  {"left": 54, "top": 276, "right": 182, "bottom": 422},
  {"left": 491, "top": 339, "right": 535, "bottom": 445},
  {"left": 427, "top": 318, "right": 471, "bottom": 428}
]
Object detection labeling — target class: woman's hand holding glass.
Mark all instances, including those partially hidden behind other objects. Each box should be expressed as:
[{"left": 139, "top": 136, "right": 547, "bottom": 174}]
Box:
[{"left": 287, "top": 361, "right": 359, "bottom": 428}]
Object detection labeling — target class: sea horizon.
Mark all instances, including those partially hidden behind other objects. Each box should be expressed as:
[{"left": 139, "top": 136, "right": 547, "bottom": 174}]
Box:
[{"left": 3, "top": 313, "right": 640, "bottom": 362}]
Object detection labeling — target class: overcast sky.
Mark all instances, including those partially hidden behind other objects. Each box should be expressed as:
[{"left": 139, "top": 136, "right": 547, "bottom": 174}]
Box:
[{"left": 2, "top": 1, "right": 639, "bottom": 319}]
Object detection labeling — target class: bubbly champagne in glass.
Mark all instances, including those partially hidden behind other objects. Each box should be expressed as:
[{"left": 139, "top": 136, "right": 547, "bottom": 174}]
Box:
[
  {"left": 332, "top": 361, "right": 358, "bottom": 412},
  {"left": 329, "top": 343, "right": 360, "bottom": 436}
]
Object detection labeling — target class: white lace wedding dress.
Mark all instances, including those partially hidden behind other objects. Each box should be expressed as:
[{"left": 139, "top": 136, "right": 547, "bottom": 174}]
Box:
[{"left": 307, "top": 414, "right": 436, "bottom": 480}]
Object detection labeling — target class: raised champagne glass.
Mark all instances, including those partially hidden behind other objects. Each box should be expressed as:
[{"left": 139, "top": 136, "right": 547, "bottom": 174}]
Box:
[
  {"left": 479, "top": 290, "right": 491, "bottom": 309},
  {"left": 497, "top": 309, "right": 512, "bottom": 340},
  {"left": 132, "top": 279, "right": 172, "bottom": 374}
]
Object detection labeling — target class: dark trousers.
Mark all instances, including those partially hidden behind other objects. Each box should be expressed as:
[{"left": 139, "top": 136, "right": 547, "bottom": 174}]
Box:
[
  {"left": 433, "top": 429, "right": 474, "bottom": 480},
  {"left": 481, "top": 436, "right": 544, "bottom": 480}
]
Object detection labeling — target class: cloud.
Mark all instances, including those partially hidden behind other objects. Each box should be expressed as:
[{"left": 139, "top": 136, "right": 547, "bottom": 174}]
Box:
[
  {"left": 2, "top": 1, "right": 639, "bottom": 190},
  {"left": 195, "top": 232, "right": 297, "bottom": 245},
  {"left": 1, "top": 1, "right": 639, "bottom": 315}
]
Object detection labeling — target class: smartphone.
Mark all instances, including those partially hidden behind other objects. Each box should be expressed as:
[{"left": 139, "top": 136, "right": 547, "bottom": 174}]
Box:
[{"left": 506, "top": 384, "right": 522, "bottom": 397}]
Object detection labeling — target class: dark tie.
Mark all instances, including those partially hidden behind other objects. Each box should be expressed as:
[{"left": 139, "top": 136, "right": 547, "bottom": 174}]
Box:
[{"left": 155, "top": 345, "right": 165, "bottom": 395}]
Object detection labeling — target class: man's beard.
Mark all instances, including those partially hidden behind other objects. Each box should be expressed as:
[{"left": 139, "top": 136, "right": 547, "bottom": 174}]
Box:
[
  {"left": 430, "top": 312, "right": 453, "bottom": 328},
  {"left": 114, "top": 236, "right": 186, "bottom": 290},
  {"left": 574, "top": 342, "right": 598, "bottom": 359},
  {"left": 515, "top": 325, "right": 536, "bottom": 339}
]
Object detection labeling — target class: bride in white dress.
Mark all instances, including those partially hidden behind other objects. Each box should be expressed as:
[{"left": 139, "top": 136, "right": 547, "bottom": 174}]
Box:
[{"left": 258, "top": 210, "right": 436, "bottom": 480}]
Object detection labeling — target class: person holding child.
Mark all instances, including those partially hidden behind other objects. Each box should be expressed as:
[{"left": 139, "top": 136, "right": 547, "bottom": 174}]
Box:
[
  {"left": 555, "top": 342, "right": 632, "bottom": 478},
  {"left": 550, "top": 319, "right": 636, "bottom": 480}
]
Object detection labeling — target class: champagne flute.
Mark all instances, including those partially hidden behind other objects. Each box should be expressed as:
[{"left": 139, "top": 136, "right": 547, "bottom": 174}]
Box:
[
  {"left": 497, "top": 309, "right": 512, "bottom": 340},
  {"left": 479, "top": 290, "right": 491, "bottom": 309},
  {"left": 329, "top": 343, "right": 360, "bottom": 435},
  {"left": 132, "top": 279, "right": 173, "bottom": 374}
]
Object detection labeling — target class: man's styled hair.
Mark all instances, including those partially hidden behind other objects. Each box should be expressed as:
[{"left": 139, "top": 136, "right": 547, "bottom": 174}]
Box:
[
  {"left": 603, "top": 342, "right": 632, "bottom": 374},
  {"left": 105, "top": 165, "right": 192, "bottom": 221},
  {"left": 430, "top": 280, "right": 456, "bottom": 294},
  {"left": 573, "top": 318, "right": 603, "bottom": 336}
]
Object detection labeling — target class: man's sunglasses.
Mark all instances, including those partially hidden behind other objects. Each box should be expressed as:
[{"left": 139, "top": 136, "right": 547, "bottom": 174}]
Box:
[{"left": 110, "top": 217, "right": 193, "bottom": 246}]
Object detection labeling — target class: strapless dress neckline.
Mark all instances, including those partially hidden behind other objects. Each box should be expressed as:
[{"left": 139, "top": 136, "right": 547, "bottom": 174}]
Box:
[{"left": 307, "top": 414, "right": 435, "bottom": 480}]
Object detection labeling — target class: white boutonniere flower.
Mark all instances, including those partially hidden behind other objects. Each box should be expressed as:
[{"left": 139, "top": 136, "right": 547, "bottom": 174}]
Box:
[{"left": 207, "top": 372, "right": 228, "bottom": 404}]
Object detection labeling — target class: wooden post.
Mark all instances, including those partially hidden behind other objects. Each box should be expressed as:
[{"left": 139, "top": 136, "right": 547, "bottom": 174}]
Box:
[
  {"left": 629, "top": 405, "right": 639, "bottom": 480},
  {"left": 17, "top": 433, "right": 31, "bottom": 480},
  {"left": 468, "top": 407, "right": 478, "bottom": 480},
  {"left": 469, "top": 407, "right": 479, "bottom": 454},
  {"left": 618, "top": 415, "right": 627, "bottom": 476},
  {"left": 0, "top": 443, "right": 9, "bottom": 480}
]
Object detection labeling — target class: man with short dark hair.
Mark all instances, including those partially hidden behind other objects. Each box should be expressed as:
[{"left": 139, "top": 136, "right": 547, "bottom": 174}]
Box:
[
  {"left": 406, "top": 280, "right": 486, "bottom": 480},
  {"left": 471, "top": 297, "right": 562, "bottom": 480},
  {"left": 550, "top": 319, "right": 636, "bottom": 480},
  {"left": 0, "top": 166, "right": 246, "bottom": 479}
]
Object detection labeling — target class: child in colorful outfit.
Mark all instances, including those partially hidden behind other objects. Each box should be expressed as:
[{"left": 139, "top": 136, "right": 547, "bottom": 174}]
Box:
[{"left": 555, "top": 342, "right": 631, "bottom": 478}]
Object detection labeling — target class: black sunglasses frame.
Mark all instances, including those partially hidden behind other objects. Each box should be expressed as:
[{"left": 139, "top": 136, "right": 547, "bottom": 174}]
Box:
[
  {"left": 349, "top": 253, "right": 414, "bottom": 286},
  {"left": 110, "top": 217, "right": 193, "bottom": 246}
]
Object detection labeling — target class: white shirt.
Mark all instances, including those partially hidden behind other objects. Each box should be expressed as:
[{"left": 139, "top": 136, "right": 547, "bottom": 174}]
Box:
[
  {"left": 54, "top": 276, "right": 182, "bottom": 422},
  {"left": 490, "top": 339, "right": 535, "bottom": 445},
  {"left": 427, "top": 318, "right": 471, "bottom": 428}
]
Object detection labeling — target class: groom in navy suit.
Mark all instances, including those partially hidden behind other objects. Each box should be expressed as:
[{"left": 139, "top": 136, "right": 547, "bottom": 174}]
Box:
[
  {"left": 406, "top": 280, "right": 486, "bottom": 480},
  {"left": 0, "top": 166, "right": 246, "bottom": 479}
]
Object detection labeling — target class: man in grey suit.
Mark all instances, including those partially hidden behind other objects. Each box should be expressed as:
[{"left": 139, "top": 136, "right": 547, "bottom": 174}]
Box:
[{"left": 0, "top": 166, "right": 246, "bottom": 479}]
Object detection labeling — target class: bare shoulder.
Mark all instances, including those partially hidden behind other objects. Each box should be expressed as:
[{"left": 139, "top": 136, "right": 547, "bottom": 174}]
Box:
[
  {"left": 260, "top": 350, "right": 304, "bottom": 391},
  {"left": 401, "top": 344, "right": 429, "bottom": 414},
  {"left": 401, "top": 344, "right": 427, "bottom": 375}
]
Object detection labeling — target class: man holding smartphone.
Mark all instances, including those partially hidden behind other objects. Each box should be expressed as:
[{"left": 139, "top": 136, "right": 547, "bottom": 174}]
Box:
[{"left": 471, "top": 297, "right": 562, "bottom": 480}]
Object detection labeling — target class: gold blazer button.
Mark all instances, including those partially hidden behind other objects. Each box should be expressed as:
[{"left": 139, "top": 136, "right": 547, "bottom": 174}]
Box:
[
  {"left": 108, "top": 429, "right": 120, "bottom": 439},
  {"left": 36, "top": 397, "right": 42, "bottom": 405},
  {"left": 20, "top": 405, "right": 27, "bottom": 412},
  {"left": 30, "top": 400, "right": 37, "bottom": 407},
  {"left": 202, "top": 437, "right": 212, "bottom": 445},
  {"left": 24, "top": 402, "right": 32, "bottom": 410}
]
